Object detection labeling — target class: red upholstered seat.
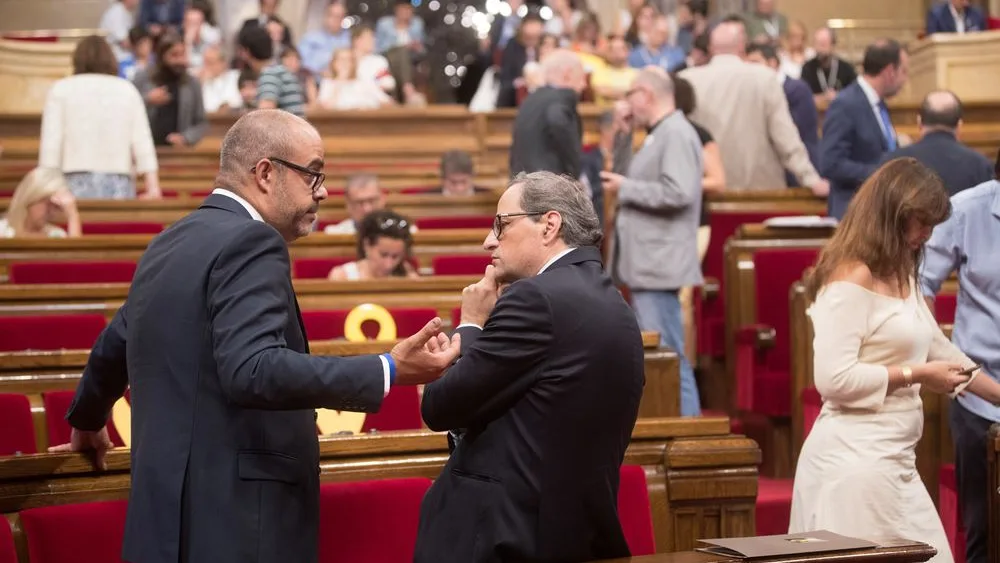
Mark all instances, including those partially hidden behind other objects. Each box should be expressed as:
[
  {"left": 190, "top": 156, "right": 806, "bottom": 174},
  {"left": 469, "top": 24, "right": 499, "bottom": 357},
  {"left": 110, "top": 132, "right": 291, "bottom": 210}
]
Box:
[
  {"left": 318, "top": 478, "right": 432, "bottom": 563},
  {"left": 362, "top": 386, "right": 422, "bottom": 432},
  {"left": 302, "top": 308, "right": 438, "bottom": 341},
  {"left": 0, "top": 314, "right": 107, "bottom": 351},
  {"left": 414, "top": 215, "right": 494, "bottom": 230},
  {"left": 0, "top": 393, "right": 37, "bottom": 455},
  {"left": 755, "top": 477, "right": 793, "bottom": 536},
  {"left": 734, "top": 247, "right": 819, "bottom": 416},
  {"left": 801, "top": 387, "right": 822, "bottom": 440},
  {"left": 990, "top": 16, "right": 1000, "bottom": 29},
  {"left": 42, "top": 390, "right": 126, "bottom": 448},
  {"left": 617, "top": 465, "right": 655, "bottom": 556},
  {"left": 0, "top": 516, "right": 16, "bottom": 563},
  {"left": 940, "top": 463, "right": 966, "bottom": 563},
  {"left": 292, "top": 257, "right": 353, "bottom": 279},
  {"left": 19, "top": 500, "right": 129, "bottom": 563},
  {"left": 698, "top": 210, "right": 811, "bottom": 358},
  {"left": 701, "top": 409, "right": 744, "bottom": 434},
  {"left": 9, "top": 260, "right": 137, "bottom": 284},
  {"left": 432, "top": 254, "right": 492, "bottom": 276},
  {"left": 161, "top": 190, "right": 213, "bottom": 198},
  {"left": 934, "top": 293, "right": 957, "bottom": 324},
  {"left": 81, "top": 222, "right": 163, "bottom": 235},
  {"left": 400, "top": 186, "right": 438, "bottom": 194}
]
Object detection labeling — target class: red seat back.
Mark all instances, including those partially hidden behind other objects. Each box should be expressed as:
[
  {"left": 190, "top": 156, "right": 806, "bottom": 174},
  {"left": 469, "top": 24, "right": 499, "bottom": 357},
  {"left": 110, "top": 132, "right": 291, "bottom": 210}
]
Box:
[
  {"left": 0, "top": 517, "right": 15, "bottom": 563},
  {"left": 744, "top": 247, "right": 819, "bottom": 415},
  {"left": 414, "top": 215, "right": 494, "bottom": 230},
  {"left": 801, "top": 386, "right": 822, "bottom": 441},
  {"left": 705, "top": 211, "right": 809, "bottom": 281},
  {"left": 617, "top": 465, "right": 655, "bottom": 556},
  {"left": 400, "top": 186, "right": 437, "bottom": 194},
  {"left": 301, "top": 310, "right": 352, "bottom": 340},
  {"left": 318, "top": 478, "right": 432, "bottom": 563},
  {"left": 432, "top": 254, "right": 492, "bottom": 276},
  {"left": 935, "top": 293, "right": 957, "bottom": 324},
  {"left": 292, "top": 257, "right": 353, "bottom": 279},
  {"left": 302, "top": 308, "right": 438, "bottom": 341},
  {"left": 19, "top": 500, "right": 129, "bottom": 563},
  {"left": 0, "top": 393, "right": 37, "bottom": 455},
  {"left": 0, "top": 314, "right": 107, "bottom": 351},
  {"left": 361, "top": 386, "right": 422, "bottom": 433},
  {"left": 81, "top": 222, "right": 163, "bottom": 235},
  {"left": 9, "top": 261, "right": 137, "bottom": 284},
  {"left": 42, "top": 390, "right": 126, "bottom": 449}
]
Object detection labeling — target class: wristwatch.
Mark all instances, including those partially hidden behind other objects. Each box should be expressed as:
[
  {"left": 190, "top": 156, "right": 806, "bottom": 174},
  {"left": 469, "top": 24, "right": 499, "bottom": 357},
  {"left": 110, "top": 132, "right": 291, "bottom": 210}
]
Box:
[{"left": 901, "top": 366, "right": 913, "bottom": 387}]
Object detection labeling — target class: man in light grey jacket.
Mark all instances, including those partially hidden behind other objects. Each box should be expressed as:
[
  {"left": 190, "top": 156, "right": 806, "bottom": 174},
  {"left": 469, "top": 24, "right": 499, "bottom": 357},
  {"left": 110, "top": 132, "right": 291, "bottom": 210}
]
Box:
[{"left": 601, "top": 67, "right": 704, "bottom": 416}]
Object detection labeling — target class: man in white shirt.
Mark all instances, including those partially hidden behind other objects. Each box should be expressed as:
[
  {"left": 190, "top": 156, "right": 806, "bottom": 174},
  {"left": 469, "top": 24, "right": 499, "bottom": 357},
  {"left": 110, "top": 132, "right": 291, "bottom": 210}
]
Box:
[
  {"left": 200, "top": 45, "right": 243, "bottom": 113},
  {"left": 323, "top": 174, "right": 386, "bottom": 235},
  {"left": 100, "top": 0, "right": 138, "bottom": 61}
]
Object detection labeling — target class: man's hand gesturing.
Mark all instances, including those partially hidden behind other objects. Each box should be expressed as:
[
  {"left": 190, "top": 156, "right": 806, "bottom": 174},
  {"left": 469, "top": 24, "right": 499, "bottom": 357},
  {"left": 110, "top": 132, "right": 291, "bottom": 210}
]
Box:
[{"left": 390, "top": 318, "right": 461, "bottom": 385}]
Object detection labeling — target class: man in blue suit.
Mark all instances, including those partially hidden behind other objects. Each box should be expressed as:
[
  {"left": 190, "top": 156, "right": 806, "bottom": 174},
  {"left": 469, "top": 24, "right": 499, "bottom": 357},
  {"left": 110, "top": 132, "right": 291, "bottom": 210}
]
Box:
[
  {"left": 820, "top": 39, "right": 909, "bottom": 219},
  {"left": 926, "top": 0, "right": 988, "bottom": 35}
]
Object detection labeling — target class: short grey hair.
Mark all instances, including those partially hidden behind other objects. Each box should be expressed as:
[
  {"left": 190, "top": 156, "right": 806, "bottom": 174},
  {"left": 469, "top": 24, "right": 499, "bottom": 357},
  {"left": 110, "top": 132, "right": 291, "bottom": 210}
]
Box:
[
  {"left": 510, "top": 171, "right": 602, "bottom": 247},
  {"left": 216, "top": 109, "right": 308, "bottom": 190},
  {"left": 345, "top": 174, "right": 379, "bottom": 195}
]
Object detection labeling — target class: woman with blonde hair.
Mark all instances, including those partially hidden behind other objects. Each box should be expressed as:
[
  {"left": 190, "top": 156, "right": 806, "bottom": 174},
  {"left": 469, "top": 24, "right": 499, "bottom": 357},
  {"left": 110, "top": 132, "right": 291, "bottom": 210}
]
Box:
[
  {"left": 314, "top": 48, "right": 394, "bottom": 110},
  {"left": 0, "top": 168, "right": 81, "bottom": 238},
  {"left": 790, "top": 158, "right": 1000, "bottom": 560},
  {"left": 39, "top": 35, "right": 160, "bottom": 199}
]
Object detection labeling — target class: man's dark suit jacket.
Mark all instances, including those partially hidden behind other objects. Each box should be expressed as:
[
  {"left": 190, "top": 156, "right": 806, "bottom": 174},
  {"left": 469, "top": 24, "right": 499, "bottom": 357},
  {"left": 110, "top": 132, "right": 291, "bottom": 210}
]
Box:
[
  {"left": 926, "top": 2, "right": 987, "bottom": 34},
  {"left": 819, "top": 81, "right": 889, "bottom": 219},
  {"left": 66, "top": 193, "right": 386, "bottom": 563},
  {"left": 783, "top": 76, "right": 820, "bottom": 187},
  {"left": 414, "top": 246, "right": 645, "bottom": 563},
  {"left": 882, "top": 130, "right": 994, "bottom": 196},
  {"left": 496, "top": 39, "right": 530, "bottom": 109},
  {"left": 509, "top": 86, "right": 582, "bottom": 180}
]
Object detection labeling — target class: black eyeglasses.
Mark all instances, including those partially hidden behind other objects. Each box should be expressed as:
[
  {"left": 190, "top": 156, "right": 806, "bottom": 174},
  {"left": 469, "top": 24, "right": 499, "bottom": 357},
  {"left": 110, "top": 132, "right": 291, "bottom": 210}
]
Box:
[
  {"left": 493, "top": 212, "right": 544, "bottom": 238},
  {"left": 251, "top": 157, "right": 326, "bottom": 193}
]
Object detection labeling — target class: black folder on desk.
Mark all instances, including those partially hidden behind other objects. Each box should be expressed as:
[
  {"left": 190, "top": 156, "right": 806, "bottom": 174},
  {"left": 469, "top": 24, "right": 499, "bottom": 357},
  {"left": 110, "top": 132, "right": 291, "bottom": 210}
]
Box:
[{"left": 695, "top": 530, "right": 878, "bottom": 559}]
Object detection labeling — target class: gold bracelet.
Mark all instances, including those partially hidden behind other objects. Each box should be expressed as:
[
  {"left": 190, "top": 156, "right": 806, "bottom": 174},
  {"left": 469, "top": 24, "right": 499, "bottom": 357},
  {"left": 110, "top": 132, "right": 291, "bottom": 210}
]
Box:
[{"left": 902, "top": 366, "right": 913, "bottom": 387}]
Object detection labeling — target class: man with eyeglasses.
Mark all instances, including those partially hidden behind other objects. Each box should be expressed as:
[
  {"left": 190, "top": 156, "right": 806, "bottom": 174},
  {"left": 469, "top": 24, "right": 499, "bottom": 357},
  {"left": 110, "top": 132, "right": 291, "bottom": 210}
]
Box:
[
  {"left": 415, "top": 171, "right": 645, "bottom": 563},
  {"left": 51, "top": 109, "right": 459, "bottom": 563}
]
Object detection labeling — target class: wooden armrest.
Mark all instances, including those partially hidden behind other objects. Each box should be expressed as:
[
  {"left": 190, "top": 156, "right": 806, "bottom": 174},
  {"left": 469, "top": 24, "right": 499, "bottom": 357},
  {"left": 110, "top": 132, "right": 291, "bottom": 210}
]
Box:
[
  {"left": 735, "top": 324, "right": 776, "bottom": 350},
  {"left": 701, "top": 277, "right": 720, "bottom": 300}
]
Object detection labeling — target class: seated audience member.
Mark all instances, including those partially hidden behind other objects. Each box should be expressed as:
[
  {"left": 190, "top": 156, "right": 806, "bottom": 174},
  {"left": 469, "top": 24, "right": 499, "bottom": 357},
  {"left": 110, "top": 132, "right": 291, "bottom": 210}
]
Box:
[
  {"left": 744, "top": 0, "right": 788, "bottom": 44},
  {"left": 926, "top": 0, "right": 987, "bottom": 34},
  {"left": 628, "top": 14, "right": 685, "bottom": 73},
  {"left": 624, "top": 2, "right": 658, "bottom": 48},
  {"left": 438, "top": 150, "right": 488, "bottom": 196},
  {"left": 325, "top": 175, "right": 386, "bottom": 234},
  {"left": 672, "top": 31, "right": 709, "bottom": 72},
  {"left": 545, "top": 0, "right": 585, "bottom": 43},
  {"left": 353, "top": 24, "right": 397, "bottom": 96},
  {"left": 882, "top": 90, "right": 993, "bottom": 196},
  {"left": 521, "top": 33, "right": 560, "bottom": 94},
  {"left": 591, "top": 34, "right": 637, "bottom": 104},
  {"left": 118, "top": 26, "right": 152, "bottom": 80},
  {"left": 239, "top": 0, "right": 293, "bottom": 48},
  {"left": 183, "top": 0, "right": 221, "bottom": 74},
  {"left": 328, "top": 210, "right": 419, "bottom": 281},
  {"left": 200, "top": 45, "right": 243, "bottom": 113},
  {"left": 778, "top": 20, "right": 814, "bottom": 79},
  {"left": 280, "top": 46, "right": 318, "bottom": 106},
  {"left": 299, "top": 0, "right": 351, "bottom": 76},
  {"left": 0, "top": 168, "right": 81, "bottom": 238},
  {"left": 138, "top": 0, "right": 185, "bottom": 37},
  {"left": 497, "top": 13, "right": 546, "bottom": 108},
  {"left": 375, "top": 0, "right": 425, "bottom": 104},
  {"left": 571, "top": 11, "right": 605, "bottom": 57},
  {"left": 100, "top": 0, "right": 137, "bottom": 62},
  {"left": 238, "top": 26, "right": 305, "bottom": 117},
  {"left": 800, "top": 27, "right": 857, "bottom": 104},
  {"left": 40, "top": 35, "right": 160, "bottom": 199},
  {"left": 674, "top": 0, "right": 708, "bottom": 54},
  {"left": 238, "top": 68, "right": 259, "bottom": 110},
  {"left": 133, "top": 32, "right": 207, "bottom": 147},
  {"left": 315, "top": 48, "right": 394, "bottom": 110}
]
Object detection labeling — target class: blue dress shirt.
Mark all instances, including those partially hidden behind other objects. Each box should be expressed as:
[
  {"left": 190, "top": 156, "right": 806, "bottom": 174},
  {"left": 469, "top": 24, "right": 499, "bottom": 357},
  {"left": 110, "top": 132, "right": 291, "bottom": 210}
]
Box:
[{"left": 920, "top": 180, "right": 1000, "bottom": 423}]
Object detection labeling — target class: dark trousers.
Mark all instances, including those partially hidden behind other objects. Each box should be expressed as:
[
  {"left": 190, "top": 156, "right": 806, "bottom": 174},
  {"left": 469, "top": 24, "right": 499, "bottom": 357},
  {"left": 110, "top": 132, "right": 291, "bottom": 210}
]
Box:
[{"left": 950, "top": 400, "right": 994, "bottom": 563}]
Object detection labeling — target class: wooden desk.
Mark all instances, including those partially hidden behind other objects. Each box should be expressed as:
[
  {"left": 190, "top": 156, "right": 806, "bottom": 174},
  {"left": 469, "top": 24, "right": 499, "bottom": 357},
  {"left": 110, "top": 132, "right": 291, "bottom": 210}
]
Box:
[{"left": 595, "top": 542, "right": 936, "bottom": 563}]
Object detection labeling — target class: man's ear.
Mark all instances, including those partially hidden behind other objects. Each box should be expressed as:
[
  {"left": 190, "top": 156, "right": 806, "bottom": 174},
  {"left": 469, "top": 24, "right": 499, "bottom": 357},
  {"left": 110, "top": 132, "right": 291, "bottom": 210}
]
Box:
[
  {"left": 253, "top": 159, "right": 277, "bottom": 194},
  {"left": 541, "top": 211, "right": 563, "bottom": 244}
]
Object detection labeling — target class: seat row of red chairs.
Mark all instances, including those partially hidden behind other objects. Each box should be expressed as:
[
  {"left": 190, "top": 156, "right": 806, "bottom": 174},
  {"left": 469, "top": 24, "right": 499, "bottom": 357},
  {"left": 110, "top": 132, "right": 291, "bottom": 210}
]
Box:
[
  {"left": 0, "top": 307, "right": 470, "bottom": 353},
  {"left": 0, "top": 465, "right": 654, "bottom": 563},
  {"left": 5, "top": 254, "right": 493, "bottom": 284}
]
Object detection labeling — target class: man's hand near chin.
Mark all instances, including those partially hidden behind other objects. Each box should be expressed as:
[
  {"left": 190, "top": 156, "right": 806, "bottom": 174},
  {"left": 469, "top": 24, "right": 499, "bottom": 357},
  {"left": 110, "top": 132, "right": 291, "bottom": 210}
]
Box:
[{"left": 460, "top": 265, "right": 501, "bottom": 327}]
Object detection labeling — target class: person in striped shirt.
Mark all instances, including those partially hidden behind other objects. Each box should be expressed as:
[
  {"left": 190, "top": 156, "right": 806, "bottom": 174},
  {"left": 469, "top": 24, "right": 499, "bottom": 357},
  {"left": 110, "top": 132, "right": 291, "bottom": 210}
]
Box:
[{"left": 237, "top": 25, "right": 305, "bottom": 117}]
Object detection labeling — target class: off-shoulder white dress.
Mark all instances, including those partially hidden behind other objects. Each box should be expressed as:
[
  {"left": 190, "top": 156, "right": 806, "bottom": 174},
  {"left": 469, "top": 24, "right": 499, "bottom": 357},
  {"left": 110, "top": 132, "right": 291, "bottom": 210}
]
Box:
[{"left": 789, "top": 280, "right": 970, "bottom": 563}]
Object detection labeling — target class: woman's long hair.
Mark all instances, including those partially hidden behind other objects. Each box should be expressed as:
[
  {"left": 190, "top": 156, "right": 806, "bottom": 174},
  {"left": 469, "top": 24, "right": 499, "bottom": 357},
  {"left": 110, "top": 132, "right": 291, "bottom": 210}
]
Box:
[
  {"left": 356, "top": 210, "right": 414, "bottom": 277},
  {"left": 5, "top": 168, "right": 69, "bottom": 235},
  {"left": 806, "top": 158, "right": 951, "bottom": 301}
]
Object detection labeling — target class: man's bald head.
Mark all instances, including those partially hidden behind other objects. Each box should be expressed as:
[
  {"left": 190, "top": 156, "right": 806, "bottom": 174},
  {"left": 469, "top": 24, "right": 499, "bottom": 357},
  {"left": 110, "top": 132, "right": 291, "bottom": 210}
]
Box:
[
  {"left": 710, "top": 21, "right": 747, "bottom": 57},
  {"left": 625, "top": 66, "right": 676, "bottom": 127},
  {"left": 919, "top": 90, "right": 963, "bottom": 132},
  {"left": 541, "top": 49, "right": 586, "bottom": 93},
  {"left": 633, "top": 66, "right": 674, "bottom": 102},
  {"left": 217, "top": 109, "right": 319, "bottom": 192}
]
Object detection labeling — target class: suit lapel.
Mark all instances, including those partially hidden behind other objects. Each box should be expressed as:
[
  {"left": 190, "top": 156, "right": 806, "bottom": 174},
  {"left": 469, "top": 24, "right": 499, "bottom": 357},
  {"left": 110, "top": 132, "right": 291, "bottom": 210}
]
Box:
[{"left": 854, "top": 85, "right": 889, "bottom": 150}]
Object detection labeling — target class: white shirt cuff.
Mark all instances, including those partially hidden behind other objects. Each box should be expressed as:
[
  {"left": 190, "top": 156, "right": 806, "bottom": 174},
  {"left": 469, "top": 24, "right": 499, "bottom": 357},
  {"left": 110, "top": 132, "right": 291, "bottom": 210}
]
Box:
[
  {"left": 456, "top": 323, "right": 483, "bottom": 331},
  {"left": 379, "top": 354, "right": 390, "bottom": 397}
]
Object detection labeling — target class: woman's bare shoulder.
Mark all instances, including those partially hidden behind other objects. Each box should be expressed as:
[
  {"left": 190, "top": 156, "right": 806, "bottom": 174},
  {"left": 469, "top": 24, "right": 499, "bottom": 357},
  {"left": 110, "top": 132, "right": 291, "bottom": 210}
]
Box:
[{"left": 825, "top": 261, "right": 875, "bottom": 291}]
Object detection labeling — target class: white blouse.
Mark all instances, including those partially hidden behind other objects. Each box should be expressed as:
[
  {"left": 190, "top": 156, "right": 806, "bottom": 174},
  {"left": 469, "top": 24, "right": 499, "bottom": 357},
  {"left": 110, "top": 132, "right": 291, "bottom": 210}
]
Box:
[{"left": 316, "top": 79, "right": 391, "bottom": 110}]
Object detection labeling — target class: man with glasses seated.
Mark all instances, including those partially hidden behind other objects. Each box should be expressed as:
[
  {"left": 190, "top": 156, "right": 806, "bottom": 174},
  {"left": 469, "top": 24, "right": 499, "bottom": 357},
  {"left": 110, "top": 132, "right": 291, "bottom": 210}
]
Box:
[
  {"left": 414, "top": 171, "right": 644, "bottom": 563},
  {"left": 322, "top": 174, "right": 419, "bottom": 235}
]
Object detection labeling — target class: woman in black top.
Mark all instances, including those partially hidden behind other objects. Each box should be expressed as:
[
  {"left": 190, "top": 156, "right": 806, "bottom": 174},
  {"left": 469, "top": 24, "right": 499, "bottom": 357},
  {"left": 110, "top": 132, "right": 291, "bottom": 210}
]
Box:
[{"left": 672, "top": 74, "right": 725, "bottom": 240}]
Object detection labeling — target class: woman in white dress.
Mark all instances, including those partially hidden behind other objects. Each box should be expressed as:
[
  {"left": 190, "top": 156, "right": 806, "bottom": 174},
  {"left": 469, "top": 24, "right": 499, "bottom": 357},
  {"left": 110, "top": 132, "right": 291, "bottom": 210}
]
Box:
[
  {"left": 328, "top": 210, "right": 419, "bottom": 281},
  {"left": 790, "top": 158, "right": 1000, "bottom": 561},
  {"left": 314, "top": 49, "right": 394, "bottom": 111}
]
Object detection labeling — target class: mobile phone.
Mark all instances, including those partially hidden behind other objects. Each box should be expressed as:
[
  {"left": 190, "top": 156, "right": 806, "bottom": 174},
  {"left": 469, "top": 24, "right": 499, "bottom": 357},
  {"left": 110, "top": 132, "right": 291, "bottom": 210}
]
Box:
[{"left": 959, "top": 364, "right": 982, "bottom": 376}]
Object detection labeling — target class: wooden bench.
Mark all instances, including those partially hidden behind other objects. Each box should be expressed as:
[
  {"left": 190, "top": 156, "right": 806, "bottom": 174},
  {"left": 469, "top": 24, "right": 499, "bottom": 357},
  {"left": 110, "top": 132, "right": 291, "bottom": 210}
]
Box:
[
  {"left": 0, "top": 333, "right": 679, "bottom": 452},
  {"left": 605, "top": 542, "right": 937, "bottom": 563},
  {"left": 0, "top": 417, "right": 757, "bottom": 556}
]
